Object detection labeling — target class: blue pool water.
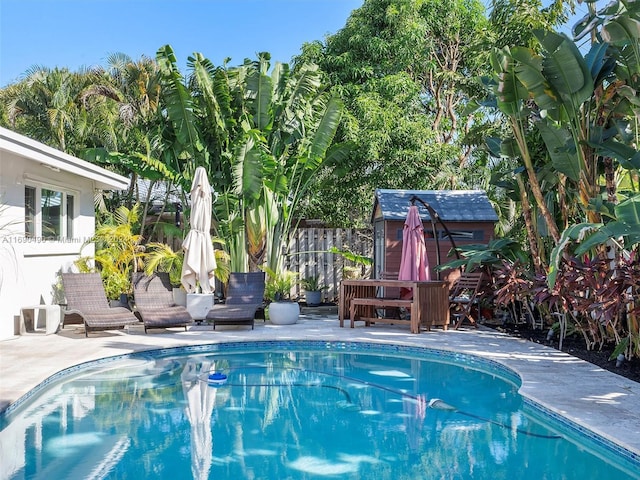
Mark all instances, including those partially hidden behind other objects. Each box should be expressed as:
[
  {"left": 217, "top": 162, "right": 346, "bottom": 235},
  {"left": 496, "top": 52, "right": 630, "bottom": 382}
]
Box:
[{"left": 1, "top": 341, "right": 638, "bottom": 479}]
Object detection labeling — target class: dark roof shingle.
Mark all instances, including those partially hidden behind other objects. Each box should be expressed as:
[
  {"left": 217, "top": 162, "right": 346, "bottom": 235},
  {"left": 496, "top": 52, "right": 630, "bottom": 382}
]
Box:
[{"left": 373, "top": 189, "right": 498, "bottom": 222}]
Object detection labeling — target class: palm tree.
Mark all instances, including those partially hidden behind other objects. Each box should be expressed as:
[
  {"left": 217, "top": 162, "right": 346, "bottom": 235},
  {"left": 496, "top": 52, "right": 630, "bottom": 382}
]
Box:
[
  {"left": 4, "top": 66, "right": 93, "bottom": 153},
  {"left": 81, "top": 53, "right": 162, "bottom": 152}
]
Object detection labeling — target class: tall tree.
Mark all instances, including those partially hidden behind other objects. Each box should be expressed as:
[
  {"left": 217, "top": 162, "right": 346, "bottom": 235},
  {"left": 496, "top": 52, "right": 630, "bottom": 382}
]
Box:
[
  {"left": 294, "top": 0, "right": 492, "bottom": 227},
  {"left": 2, "top": 67, "right": 96, "bottom": 153},
  {"left": 489, "top": 0, "right": 574, "bottom": 49}
]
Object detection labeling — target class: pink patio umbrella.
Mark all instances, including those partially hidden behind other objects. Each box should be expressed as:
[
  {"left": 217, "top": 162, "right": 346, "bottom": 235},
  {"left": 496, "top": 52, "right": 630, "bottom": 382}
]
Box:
[{"left": 398, "top": 205, "right": 430, "bottom": 299}]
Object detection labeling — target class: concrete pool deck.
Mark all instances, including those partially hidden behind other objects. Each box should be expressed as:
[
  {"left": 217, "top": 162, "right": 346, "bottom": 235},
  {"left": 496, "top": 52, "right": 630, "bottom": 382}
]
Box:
[{"left": 1, "top": 311, "right": 639, "bottom": 460}]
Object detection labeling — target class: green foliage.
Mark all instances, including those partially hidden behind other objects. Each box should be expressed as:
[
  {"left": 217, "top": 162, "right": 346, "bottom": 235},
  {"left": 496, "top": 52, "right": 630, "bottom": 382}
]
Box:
[
  {"left": 437, "top": 238, "right": 528, "bottom": 273},
  {"left": 78, "top": 204, "right": 144, "bottom": 299},
  {"left": 327, "top": 246, "right": 373, "bottom": 267},
  {"left": 294, "top": 0, "right": 493, "bottom": 227},
  {"left": 144, "top": 239, "right": 231, "bottom": 287},
  {"left": 548, "top": 197, "right": 640, "bottom": 287},
  {"left": 0, "top": 67, "right": 96, "bottom": 153},
  {"left": 484, "top": 0, "right": 640, "bottom": 361},
  {"left": 300, "top": 276, "right": 328, "bottom": 292},
  {"left": 488, "top": 6, "right": 640, "bottom": 265},
  {"left": 263, "top": 267, "right": 299, "bottom": 302},
  {"left": 157, "top": 49, "right": 348, "bottom": 273},
  {"left": 489, "top": 0, "right": 572, "bottom": 50},
  {"left": 144, "top": 242, "right": 184, "bottom": 286},
  {"left": 156, "top": 45, "right": 205, "bottom": 177}
]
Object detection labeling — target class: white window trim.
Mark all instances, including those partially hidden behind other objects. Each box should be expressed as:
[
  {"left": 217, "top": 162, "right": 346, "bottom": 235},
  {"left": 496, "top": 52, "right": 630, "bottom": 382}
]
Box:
[{"left": 25, "top": 181, "right": 78, "bottom": 240}]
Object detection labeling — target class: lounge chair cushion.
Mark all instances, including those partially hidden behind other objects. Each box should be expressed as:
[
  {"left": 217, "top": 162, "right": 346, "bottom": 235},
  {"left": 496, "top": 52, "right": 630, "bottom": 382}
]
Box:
[
  {"left": 132, "top": 272, "right": 192, "bottom": 332},
  {"left": 206, "top": 272, "right": 265, "bottom": 329}
]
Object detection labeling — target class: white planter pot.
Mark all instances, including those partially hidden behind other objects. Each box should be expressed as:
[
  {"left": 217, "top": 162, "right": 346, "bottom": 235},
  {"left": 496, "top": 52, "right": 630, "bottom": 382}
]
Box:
[
  {"left": 173, "top": 288, "right": 187, "bottom": 306},
  {"left": 268, "top": 302, "right": 300, "bottom": 325},
  {"left": 186, "top": 293, "right": 215, "bottom": 321}
]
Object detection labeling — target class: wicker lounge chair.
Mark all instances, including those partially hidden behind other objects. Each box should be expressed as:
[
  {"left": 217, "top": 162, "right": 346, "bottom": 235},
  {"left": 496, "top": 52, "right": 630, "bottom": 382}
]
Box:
[
  {"left": 206, "top": 272, "right": 265, "bottom": 330},
  {"left": 132, "top": 272, "right": 193, "bottom": 333},
  {"left": 61, "top": 273, "right": 140, "bottom": 337}
]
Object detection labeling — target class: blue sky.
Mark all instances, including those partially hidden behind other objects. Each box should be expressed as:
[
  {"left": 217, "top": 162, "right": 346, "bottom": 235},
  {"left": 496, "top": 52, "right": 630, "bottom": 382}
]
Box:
[
  {"left": 0, "top": 0, "right": 364, "bottom": 87},
  {"left": 0, "top": 0, "right": 587, "bottom": 88}
]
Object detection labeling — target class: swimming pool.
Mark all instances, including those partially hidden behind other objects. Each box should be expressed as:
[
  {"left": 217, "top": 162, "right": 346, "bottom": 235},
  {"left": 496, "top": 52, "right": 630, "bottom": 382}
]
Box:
[{"left": 1, "top": 341, "right": 639, "bottom": 479}]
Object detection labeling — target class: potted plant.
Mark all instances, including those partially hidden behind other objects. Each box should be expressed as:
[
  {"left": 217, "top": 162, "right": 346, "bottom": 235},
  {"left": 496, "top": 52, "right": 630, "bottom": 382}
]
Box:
[
  {"left": 144, "top": 242, "right": 186, "bottom": 306},
  {"left": 301, "top": 275, "right": 327, "bottom": 307},
  {"left": 73, "top": 256, "right": 131, "bottom": 307},
  {"left": 264, "top": 267, "right": 300, "bottom": 325}
]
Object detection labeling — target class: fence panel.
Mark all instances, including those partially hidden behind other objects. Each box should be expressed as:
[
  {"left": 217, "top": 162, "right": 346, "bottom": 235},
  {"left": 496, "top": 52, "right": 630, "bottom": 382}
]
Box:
[
  {"left": 148, "top": 224, "right": 373, "bottom": 303},
  {"left": 286, "top": 228, "right": 373, "bottom": 302}
]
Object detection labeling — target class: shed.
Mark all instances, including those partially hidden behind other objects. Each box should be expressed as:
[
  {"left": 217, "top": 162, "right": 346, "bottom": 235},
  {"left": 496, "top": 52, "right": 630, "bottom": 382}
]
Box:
[{"left": 372, "top": 189, "right": 498, "bottom": 284}]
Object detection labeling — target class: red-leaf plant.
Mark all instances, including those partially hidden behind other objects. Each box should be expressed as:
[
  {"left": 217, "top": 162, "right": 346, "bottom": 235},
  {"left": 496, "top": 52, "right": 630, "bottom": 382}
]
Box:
[
  {"left": 492, "top": 260, "right": 536, "bottom": 327},
  {"left": 535, "top": 250, "right": 640, "bottom": 357}
]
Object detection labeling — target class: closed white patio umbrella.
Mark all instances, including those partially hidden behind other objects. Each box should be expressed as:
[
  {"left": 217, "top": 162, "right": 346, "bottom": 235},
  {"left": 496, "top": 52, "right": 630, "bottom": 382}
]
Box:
[
  {"left": 182, "top": 360, "right": 217, "bottom": 480},
  {"left": 181, "top": 166, "right": 217, "bottom": 294}
]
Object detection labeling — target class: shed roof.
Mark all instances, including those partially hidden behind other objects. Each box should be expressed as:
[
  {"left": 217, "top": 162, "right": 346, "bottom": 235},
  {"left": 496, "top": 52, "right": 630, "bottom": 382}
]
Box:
[
  {"left": 0, "top": 127, "right": 129, "bottom": 190},
  {"left": 373, "top": 189, "right": 498, "bottom": 223}
]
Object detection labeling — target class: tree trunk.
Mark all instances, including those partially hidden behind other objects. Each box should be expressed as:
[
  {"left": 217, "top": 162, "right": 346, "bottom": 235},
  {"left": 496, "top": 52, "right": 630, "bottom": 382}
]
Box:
[
  {"left": 517, "top": 175, "right": 544, "bottom": 275},
  {"left": 511, "top": 118, "right": 561, "bottom": 243},
  {"left": 604, "top": 156, "right": 617, "bottom": 204}
]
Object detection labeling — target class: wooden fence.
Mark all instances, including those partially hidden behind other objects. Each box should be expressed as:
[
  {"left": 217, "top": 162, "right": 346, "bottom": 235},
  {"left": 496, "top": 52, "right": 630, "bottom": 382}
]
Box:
[
  {"left": 152, "top": 226, "right": 374, "bottom": 302},
  {"left": 286, "top": 228, "right": 373, "bottom": 302}
]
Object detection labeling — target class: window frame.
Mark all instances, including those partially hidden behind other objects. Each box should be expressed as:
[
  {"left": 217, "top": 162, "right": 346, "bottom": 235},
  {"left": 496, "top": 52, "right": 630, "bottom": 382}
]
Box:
[{"left": 24, "top": 181, "right": 77, "bottom": 240}]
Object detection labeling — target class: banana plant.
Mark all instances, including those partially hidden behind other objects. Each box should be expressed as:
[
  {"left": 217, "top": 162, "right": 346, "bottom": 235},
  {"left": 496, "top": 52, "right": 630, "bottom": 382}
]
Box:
[
  {"left": 493, "top": 21, "right": 638, "bottom": 236},
  {"left": 489, "top": 47, "right": 562, "bottom": 243},
  {"left": 158, "top": 49, "right": 349, "bottom": 275},
  {"left": 237, "top": 59, "right": 348, "bottom": 274},
  {"left": 510, "top": 31, "right": 601, "bottom": 221},
  {"left": 548, "top": 196, "right": 640, "bottom": 287},
  {"left": 156, "top": 45, "right": 208, "bottom": 185}
]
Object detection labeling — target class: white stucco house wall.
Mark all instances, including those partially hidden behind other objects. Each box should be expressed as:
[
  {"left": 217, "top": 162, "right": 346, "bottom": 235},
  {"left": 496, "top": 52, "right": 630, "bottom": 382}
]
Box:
[{"left": 0, "top": 127, "right": 129, "bottom": 341}]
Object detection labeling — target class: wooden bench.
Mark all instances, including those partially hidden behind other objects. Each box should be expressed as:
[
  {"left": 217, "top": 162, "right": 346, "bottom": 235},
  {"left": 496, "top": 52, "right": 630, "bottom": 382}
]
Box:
[
  {"left": 340, "top": 279, "right": 450, "bottom": 333},
  {"left": 349, "top": 297, "right": 414, "bottom": 329}
]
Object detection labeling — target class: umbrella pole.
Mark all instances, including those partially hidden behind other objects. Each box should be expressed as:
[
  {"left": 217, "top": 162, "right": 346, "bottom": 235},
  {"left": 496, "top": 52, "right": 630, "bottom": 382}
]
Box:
[{"left": 410, "top": 195, "right": 461, "bottom": 280}]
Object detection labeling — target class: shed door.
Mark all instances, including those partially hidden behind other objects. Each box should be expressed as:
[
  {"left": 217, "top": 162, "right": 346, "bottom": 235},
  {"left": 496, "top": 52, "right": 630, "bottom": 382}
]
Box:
[{"left": 374, "top": 221, "right": 385, "bottom": 278}]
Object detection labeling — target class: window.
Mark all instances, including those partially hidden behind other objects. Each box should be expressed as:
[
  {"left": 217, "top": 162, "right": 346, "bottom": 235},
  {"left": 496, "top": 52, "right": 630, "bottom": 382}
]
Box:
[
  {"left": 24, "top": 184, "right": 76, "bottom": 240},
  {"left": 397, "top": 227, "right": 484, "bottom": 241},
  {"left": 440, "top": 230, "right": 484, "bottom": 241},
  {"left": 67, "top": 194, "right": 74, "bottom": 238},
  {"left": 41, "top": 188, "right": 62, "bottom": 238},
  {"left": 25, "top": 186, "right": 36, "bottom": 238}
]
